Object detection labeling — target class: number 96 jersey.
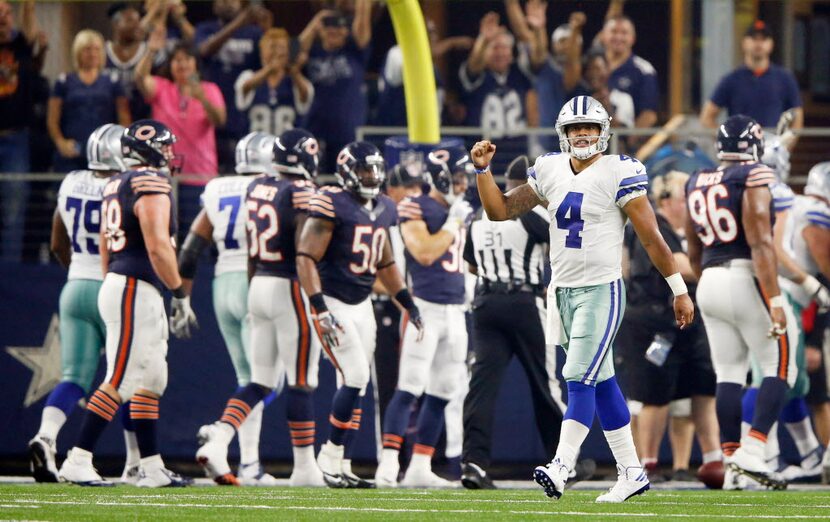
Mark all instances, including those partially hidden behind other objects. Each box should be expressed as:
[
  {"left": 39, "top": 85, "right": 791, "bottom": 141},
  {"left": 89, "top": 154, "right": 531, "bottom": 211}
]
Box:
[
  {"left": 102, "top": 169, "right": 177, "bottom": 291},
  {"left": 307, "top": 187, "right": 398, "bottom": 305},
  {"left": 527, "top": 152, "right": 649, "bottom": 288},
  {"left": 686, "top": 162, "right": 776, "bottom": 269}
]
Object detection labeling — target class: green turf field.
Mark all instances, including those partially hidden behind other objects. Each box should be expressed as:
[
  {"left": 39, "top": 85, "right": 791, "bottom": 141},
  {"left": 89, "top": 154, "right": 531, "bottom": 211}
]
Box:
[{"left": 0, "top": 485, "right": 828, "bottom": 521}]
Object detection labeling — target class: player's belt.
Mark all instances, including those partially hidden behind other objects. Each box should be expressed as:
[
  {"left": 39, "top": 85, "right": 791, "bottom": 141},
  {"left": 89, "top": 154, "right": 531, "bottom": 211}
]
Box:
[
  {"left": 476, "top": 279, "right": 544, "bottom": 296},
  {"left": 705, "top": 259, "right": 753, "bottom": 269}
]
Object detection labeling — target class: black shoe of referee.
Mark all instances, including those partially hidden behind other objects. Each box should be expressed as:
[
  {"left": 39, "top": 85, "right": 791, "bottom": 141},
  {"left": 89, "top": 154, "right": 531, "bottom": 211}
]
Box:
[{"left": 461, "top": 462, "right": 497, "bottom": 490}]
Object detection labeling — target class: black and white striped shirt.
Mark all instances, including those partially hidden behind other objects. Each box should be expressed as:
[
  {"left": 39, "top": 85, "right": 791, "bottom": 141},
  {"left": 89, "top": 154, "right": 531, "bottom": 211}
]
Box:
[{"left": 464, "top": 206, "right": 549, "bottom": 286}]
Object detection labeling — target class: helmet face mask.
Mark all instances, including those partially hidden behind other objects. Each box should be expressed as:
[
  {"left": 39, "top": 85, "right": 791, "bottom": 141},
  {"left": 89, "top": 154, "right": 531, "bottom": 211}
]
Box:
[
  {"left": 235, "top": 132, "right": 277, "bottom": 175},
  {"left": 717, "top": 115, "right": 765, "bottom": 162},
  {"left": 273, "top": 128, "right": 319, "bottom": 181},
  {"left": 556, "top": 96, "right": 611, "bottom": 160},
  {"left": 336, "top": 142, "right": 386, "bottom": 200},
  {"left": 87, "top": 123, "right": 127, "bottom": 173}
]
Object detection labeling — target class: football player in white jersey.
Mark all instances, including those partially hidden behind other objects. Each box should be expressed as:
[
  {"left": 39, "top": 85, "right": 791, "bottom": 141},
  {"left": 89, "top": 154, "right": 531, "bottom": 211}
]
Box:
[
  {"left": 28, "top": 124, "right": 144, "bottom": 483},
  {"left": 472, "top": 95, "right": 694, "bottom": 503},
  {"left": 178, "top": 132, "right": 281, "bottom": 485}
]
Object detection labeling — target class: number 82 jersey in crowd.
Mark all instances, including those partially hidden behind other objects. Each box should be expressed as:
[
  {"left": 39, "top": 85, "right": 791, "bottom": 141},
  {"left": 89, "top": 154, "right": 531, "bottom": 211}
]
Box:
[
  {"left": 527, "top": 152, "right": 649, "bottom": 287},
  {"left": 307, "top": 186, "right": 398, "bottom": 304}
]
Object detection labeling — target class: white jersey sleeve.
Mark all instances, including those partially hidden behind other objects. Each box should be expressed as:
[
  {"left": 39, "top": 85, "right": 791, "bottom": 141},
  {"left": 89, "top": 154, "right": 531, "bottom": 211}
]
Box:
[
  {"left": 57, "top": 170, "right": 109, "bottom": 281},
  {"left": 202, "top": 176, "right": 255, "bottom": 276},
  {"left": 613, "top": 156, "right": 649, "bottom": 208}
]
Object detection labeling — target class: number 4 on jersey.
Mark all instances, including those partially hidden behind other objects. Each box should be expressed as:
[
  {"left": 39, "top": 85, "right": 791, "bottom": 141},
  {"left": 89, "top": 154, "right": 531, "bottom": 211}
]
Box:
[{"left": 555, "top": 192, "right": 584, "bottom": 249}]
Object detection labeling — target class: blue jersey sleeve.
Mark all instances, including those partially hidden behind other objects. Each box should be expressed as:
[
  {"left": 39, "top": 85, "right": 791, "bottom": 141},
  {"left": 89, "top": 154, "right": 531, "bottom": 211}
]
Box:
[
  {"left": 52, "top": 74, "right": 68, "bottom": 99},
  {"left": 783, "top": 70, "right": 802, "bottom": 110},
  {"left": 710, "top": 72, "right": 733, "bottom": 108},
  {"left": 807, "top": 210, "right": 830, "bottom": 229},
  {"left": 638, "top": 71, "right": 659, "bottom": 114}
]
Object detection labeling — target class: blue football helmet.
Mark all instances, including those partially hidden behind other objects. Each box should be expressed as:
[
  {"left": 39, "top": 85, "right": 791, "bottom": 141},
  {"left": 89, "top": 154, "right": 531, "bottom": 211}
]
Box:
[
  {"left": 87, "top": 123, "right": 126, "bottom": 172},
  {"left": 717, "top": 115, "right": 764, "bottom": 162},
  {"left": 121, "top": 119, "right": 178, "bottom": 172},
  {"left": 426, "top": 145, "right": 473, "bottom": 204},
  {"left": 336, "top": 141, "right": 386, "bottom": 199},
  {"left": 273, "top": 128, "right": 319, "bottom": 180},
  {"left": 235, "top": 132, "right": 278, "bottom": 175}
]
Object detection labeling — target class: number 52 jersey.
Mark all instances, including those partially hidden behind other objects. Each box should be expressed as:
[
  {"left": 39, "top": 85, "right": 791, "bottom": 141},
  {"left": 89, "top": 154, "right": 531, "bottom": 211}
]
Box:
[{"left": 527, "top": 152, "right": 648, "bottom": 288}]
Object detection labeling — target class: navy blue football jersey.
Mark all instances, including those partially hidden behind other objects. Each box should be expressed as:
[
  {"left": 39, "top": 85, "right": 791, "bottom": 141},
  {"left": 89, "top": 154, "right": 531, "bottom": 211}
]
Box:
[
  {"left": 102, "top": 169, "right": 177, "bottom": 290},
  {"left": 398, "top": 194, "right": 466, "bottom": 305},
  {"left": 686, "top": 162, "right": 776, "bottom": 269},
  {"left": 235, "top": 72, "right": 311, "bottom": 135},
  {"left": 246, "top": 176, "right": 315, "bottom": 278},
  {"left": 307, "top": 187, "right": 398, "bottom": 305}
]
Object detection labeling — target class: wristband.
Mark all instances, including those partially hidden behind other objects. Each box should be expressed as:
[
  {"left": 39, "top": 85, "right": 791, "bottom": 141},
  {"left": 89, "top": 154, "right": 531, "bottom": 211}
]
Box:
[
  {"left": 171, "top": 286, "right": 187, "bottom": 299},
  {"left": 769, "top": 295, "right": 785, "bottom": 308},
  {"left": 474, "top": 164, "right": 490, "bottom": 175},
  {"left": 394, "top": 288, "right": 417, "bottom": 312},
  {"left": 665, "top": 273, "right": 688, "bottom": 297},
  {"left": 801, "top": 275, "right": 821, "bottom": 296},
  {"left": 308, "top": 293, "right": 328, "bottom": 313}
]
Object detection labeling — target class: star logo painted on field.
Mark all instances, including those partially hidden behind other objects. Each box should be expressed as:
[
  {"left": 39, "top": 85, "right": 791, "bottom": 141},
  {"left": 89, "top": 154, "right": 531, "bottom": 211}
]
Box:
[{"left": 6, "top": 314, "right": 62, "bottom": 407}]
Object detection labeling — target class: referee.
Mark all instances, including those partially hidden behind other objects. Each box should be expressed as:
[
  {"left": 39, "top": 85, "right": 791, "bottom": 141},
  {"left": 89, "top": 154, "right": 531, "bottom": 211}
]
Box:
[{"left": 460, "top": 155, "right": 565, "bottom": 489}]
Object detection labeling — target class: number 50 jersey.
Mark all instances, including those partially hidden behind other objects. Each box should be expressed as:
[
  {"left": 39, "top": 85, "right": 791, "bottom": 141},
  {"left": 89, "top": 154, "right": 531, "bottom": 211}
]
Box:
[
  {"left": 307, "top": 186, "right": 398, "bottom": 305},
  {"left": 685, "top": 162, "right": 776, "bottom": 269},
  {"left": 527, "top": 152, "right": 649, "bottom": 288}
]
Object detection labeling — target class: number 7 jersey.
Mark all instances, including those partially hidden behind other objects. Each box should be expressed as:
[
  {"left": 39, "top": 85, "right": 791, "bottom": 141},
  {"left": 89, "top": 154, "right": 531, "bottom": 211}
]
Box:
[
  {"left": 527, "top": 152, "right": 648, "bottom": 287},
  {"left": 201, "top": 175, "right": 256, "bottom": 276}
]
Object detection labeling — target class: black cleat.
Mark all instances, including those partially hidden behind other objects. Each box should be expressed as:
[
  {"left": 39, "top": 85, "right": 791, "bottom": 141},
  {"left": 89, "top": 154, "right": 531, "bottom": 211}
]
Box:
[{"left": 461, "top": 462, "right": 496, "bottom": 490}]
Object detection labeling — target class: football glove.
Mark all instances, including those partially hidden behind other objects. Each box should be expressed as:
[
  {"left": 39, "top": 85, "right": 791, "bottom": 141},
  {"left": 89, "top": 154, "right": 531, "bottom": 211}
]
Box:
[
  {"left": 170, "top": 295, "right": 198, "bottom": 339},
  {"left": 441, "top": 199, "right": 473, "bottom": 234},
  {"left": 408, "top": 306, "right": 425, "bottom": 342},
  {"left": 314, "top": 310, "right": 344, "bottom": 348}
]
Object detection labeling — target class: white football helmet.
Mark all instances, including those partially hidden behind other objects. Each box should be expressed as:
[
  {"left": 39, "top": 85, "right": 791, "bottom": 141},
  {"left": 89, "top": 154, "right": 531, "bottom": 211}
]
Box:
[
  {"left": 805, "top": 162, "right": 830, "bottom": 201},
  {"left": 761, "top": 135, "right": 791, "bottom": 182},
  {"left": 87, "top": 123, "right": 127, "bottom": 172},
  {"left": 235, "top": 132, "right": 278, "bottom": 176},
  {"left": 555, "top": 96, "right": 611, "bottom": 160}
]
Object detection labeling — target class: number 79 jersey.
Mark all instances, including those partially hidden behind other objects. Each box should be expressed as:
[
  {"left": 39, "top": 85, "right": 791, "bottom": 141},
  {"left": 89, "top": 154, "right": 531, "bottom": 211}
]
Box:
[
  {"left": 307, "top": 187, "right": 398, "bottom": 305},
  {"left": 201, "top": 175, "right": 256, "bottom": 276},
  {"left": 57, "top": 170, "right": 109, "bottom": 281},
  {"left": 685, "top": 162, "right": 776, "bottom": 269},
  {"left": 527, "top": 152, "right": 649, "bottom": 288}
]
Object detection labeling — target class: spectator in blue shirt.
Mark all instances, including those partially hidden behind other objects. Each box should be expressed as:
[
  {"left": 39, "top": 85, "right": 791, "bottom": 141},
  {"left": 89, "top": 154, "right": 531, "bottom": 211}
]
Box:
[
  {"left": 195, "top": 0, "right": 267, "bottom": 172},
  {"left": 47, "top": 29, "right": 130, "bottom": 173},
  {"left": 700, "top": 20, "right": 803, "bottom": 151},
  {"left": 600, "top": 15, "right": 659, "bottom": 129},
  {"left": 298, "top": 0, "right": 373, "bottom": 173},
  {"left": 141, "top": 0, "right": 195, "bottom": 53}
]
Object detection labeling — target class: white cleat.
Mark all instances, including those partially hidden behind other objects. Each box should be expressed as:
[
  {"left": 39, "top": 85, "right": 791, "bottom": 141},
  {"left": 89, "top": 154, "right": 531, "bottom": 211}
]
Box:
[
  {"left": 289, "top": 463, "right": 326, "bottom": 487},
  {"left": 780, "top": 448, "right": 823, "bottom": 482},
  {"left": 533, "top": 457, "right": 569, "bottom": 499},
  {"left": 238, "top": 462, "right": 279, "bottom": 486},
  {"left": 316, "top": 442, "right": 346, "bottom": 488},
  {"left": 120, "top": 463, "right": 140, "bottom": 485},
  {"left": 374, "top": 454, "right": 400, "bottom": 488},
  {"left": 58, "top": 449, "right": 113, "bottom": 487},
  {"left": 195, "top": 423, "right": 237, "bottom": 486},
  {"left": 136, "top": 466, "right": 190, "bottom": 488},
  {"left": 729, "top": 446, "right": 787, "bottom": 490},
  {"left": 400, "top": 466, "right": 455, "bottom": 488},
  {"left": 595, "top": 465, "right": 650, "bottom": 503},
  {"left": 28, "top": 435, "right": 59, "bottom": 483}
]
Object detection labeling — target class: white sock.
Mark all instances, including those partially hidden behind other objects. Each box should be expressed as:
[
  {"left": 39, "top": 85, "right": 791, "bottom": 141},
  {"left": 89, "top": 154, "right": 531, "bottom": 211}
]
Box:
[
  {"left": 70, "top": 447, "right": 93, "bottom": 463},
  {"left": 342, "top": 458, "right": 353, "bottom": 475},
  {"left": 703, "top": 450, "right": 722, "bottom": 464},
  {"left": 380, "top": 448, "right": 400, "bottom": 466},
  {"left": 763, "top": 422, "right": 780, "bottom": 465},
  {"left": 38, "top": 406, "right": 67, "bottom": 442},
  {"left": 238, "top": 402, "right": 263, "bottom": 466},
  {"left": 123, "top": 430, "right": 140, "bottom": 466},
  {"left": 740, "top": 421, "right": 751, "bottom": 439},
  {"left": 324, "top": 441, "right": 344, "bottom": 458},
  {"left": 604, "top": 423, "right": 640, "bottom": 469},
  {"left": 741, "top": 433, "right": 765, "bottom": 454},
  {"left": 140, "top": 454, "right": 164, "bottom": 471},
  {"left": 293, "top": 445, "right": 316, "bottom": 468},
  {"left": 554, "top": 419, "right": 590, "bottom": 470},
  {"left": 216, "top": 422, "right": 235, "bottom": 445},
  {"left": 409, "top": 452, "right": 431, "bottom": 470},
  {"left": 785, "top": 418, "right": 820, "bottom": 459}
]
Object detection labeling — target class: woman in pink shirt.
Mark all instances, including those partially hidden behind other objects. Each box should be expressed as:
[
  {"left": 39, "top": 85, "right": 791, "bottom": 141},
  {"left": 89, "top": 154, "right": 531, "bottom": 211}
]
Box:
[{"left": 135, "top": 26, "right": 226, "bottom": 185}]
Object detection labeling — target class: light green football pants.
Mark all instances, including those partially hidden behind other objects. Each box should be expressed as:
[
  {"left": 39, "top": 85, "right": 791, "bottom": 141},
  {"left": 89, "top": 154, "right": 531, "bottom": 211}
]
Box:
[
  {"left": 556, "top": 278, "right": 626, "bottom": 386},
  {"left": 213, "top": 271, "right": 251, "bottom": 386},
  {"left": 751, "top": 293, "right": 808, "bottom": 399},
  {"left": 59, "top": 279, "right": 106, "bottom": 392}
]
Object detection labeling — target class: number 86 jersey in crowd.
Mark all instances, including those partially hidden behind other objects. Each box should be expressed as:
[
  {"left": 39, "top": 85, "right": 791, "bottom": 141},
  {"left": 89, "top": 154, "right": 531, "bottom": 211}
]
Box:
[
  {"left": 527, "top": 152, "right": 649, "bottom": 287},
  {"left": 685, "top": 162, "right": 776, "bottom": 269},
  {"left": 307, "top": 186, "right": 398, "bottom": 304}
]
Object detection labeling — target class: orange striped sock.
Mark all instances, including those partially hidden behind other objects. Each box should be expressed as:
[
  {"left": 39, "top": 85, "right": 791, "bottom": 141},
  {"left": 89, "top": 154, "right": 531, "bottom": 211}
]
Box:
[
  {"left": 220, "top": 398, "right": 252, "bottom": 431},
  {"left": 288, "top": 421, "right": 315, "bottom": 447}
]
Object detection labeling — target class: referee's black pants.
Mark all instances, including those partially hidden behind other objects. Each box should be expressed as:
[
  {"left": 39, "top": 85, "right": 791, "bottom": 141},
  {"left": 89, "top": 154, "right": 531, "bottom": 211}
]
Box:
[{"left": 462, "top": 291, "right": 563, "bottom": 469}]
